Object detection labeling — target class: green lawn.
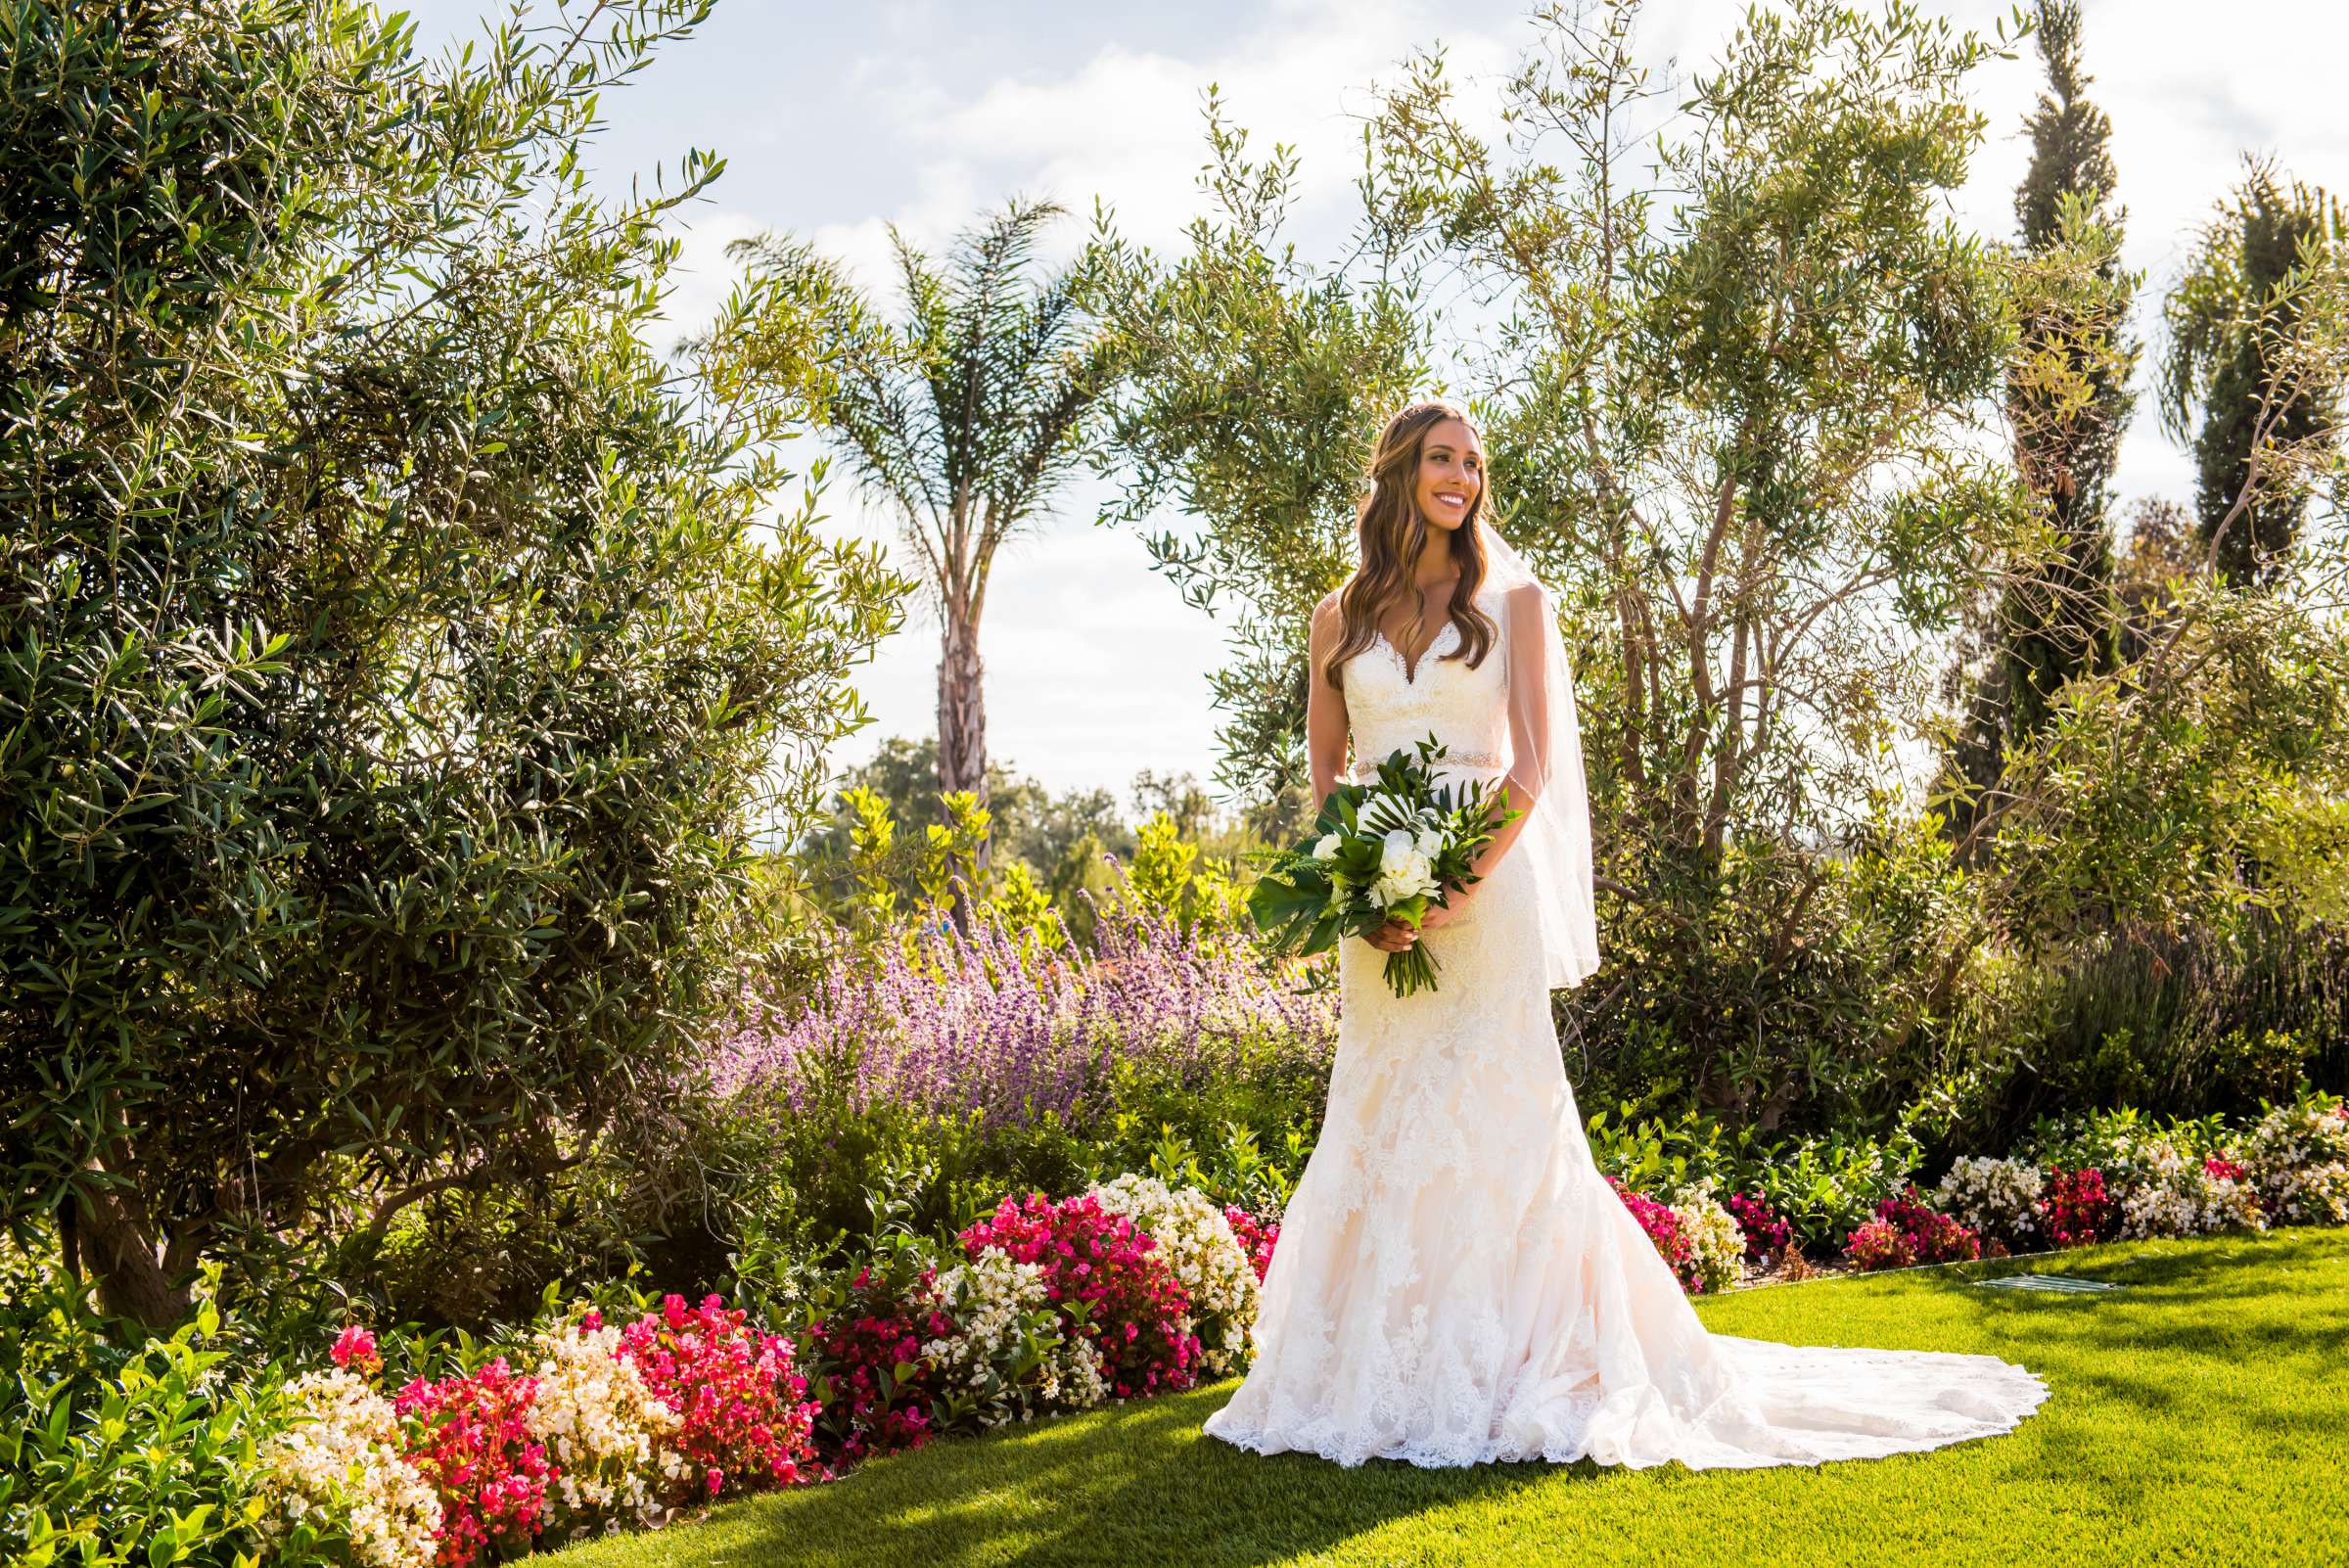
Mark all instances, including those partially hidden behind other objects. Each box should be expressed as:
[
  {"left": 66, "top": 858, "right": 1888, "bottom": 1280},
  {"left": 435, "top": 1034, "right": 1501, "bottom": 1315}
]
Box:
[{"left": 546, "top": 1230, "right": 2349, "bottom": 1567}]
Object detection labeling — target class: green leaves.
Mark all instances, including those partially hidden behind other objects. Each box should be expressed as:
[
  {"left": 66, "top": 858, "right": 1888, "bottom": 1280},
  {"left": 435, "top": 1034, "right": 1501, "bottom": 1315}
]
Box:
[{"left": 0, "top": 0, "right": 909, "bottom": 1326}]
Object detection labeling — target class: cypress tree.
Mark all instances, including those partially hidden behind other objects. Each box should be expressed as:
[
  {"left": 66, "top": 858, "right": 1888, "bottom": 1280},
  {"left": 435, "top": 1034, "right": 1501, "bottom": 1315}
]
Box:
[
  {"left": 2160, "top": 164, "right": 2346, "bottom": 582},
  {"left": 1948, "top": 0, "right": 2136, "bottom": 824}
]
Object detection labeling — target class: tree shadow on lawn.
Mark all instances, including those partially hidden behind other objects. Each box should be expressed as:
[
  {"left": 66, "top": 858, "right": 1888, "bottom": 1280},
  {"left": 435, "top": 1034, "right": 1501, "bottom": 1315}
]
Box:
[{"left": 675, "top": 1388, "right": 1584, "bottom": 1568}]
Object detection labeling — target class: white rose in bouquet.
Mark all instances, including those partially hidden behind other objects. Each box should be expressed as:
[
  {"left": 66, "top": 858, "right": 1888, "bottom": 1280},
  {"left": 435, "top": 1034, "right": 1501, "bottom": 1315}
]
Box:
[
  {"left": 1312, "top": 832, "right": 1342, "bottom": 861},
  {"left": 1375, "top": 829, "right": 1437, "bottom": 907}
]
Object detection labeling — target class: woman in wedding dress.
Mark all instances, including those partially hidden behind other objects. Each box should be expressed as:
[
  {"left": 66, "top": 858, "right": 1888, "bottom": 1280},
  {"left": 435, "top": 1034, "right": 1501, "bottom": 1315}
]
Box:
[{"left": 1200, "top": 400, "right": 2049, "bottom": 1470}]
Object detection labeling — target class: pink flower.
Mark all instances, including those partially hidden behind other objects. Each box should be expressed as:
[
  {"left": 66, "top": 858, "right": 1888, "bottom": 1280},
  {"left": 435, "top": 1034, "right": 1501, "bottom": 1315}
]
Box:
[
  {"left": 959, "top": 1192, "right": 1196, "bottom": 1398},
  {"left": 616, "top": 1296, "right": 818, "bottom": 1499},
  {"left": 1871, "top": 1185, "right": 1981, "bottom": 1265},
  {"left": 330, "top": 1324, "right": 381, "bottom": 1374},
  {"left": 1223, "top": 1206, "right": 1280, "bottom": 1282},
  {"left": 1607, "top": 1177, "right": 1704, "bottom": 1294},
  {"left": 1845, "top": 1218, "right": 1916, "bottom": 1271},
  {"left": 395, "top": 1359, "right": 552, "bottom": 1567}
]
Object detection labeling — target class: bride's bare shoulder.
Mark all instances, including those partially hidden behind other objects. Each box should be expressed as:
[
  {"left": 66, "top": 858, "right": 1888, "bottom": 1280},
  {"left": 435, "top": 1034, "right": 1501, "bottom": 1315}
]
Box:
[
  {"left": 1312, "top": 582, "right": 1349, "bottom": 641},
  {"left": 1497, "top": 578, "right": 1545, "bottom": 617}
]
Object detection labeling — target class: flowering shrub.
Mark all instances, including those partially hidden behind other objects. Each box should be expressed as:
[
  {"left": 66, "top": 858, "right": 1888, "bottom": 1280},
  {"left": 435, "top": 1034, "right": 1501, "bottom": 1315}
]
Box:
[
  {"left": 1844, "top": 1219, "right": 1916, "bottom": 1270},
  {"left": 2043, "top": 1167, "right": 2116, "bottom": 1248},
  {"left": 2243, "top": 1091, "right": 2349, "bottom": 1224},
  {"left": 1872, "top": 1186, "right": 1983, "bottom": 1265},
  {"left": 524, "top": 1313, "right": 686, "bottom": 1534},
  {"left": 256, "top": 1367, "right": 444, "bottom": 1568},
  {"left": 1608, "top": 1177, "right": 1699, "bottom": 1294},
  {"left": 617, "top": 1295, "right": 819, "bottom": 1498},
  {"left": 2116, "top": 1142, "right": 2267, "bottom": 1239},
  {"left": 1724, "top": 1190, "right": 1791, "bottom": 1262},
  {"left": 1668, "top": 1178, "right": 1746, "bottom": 1293},
  {"left": 958, "top": 1191, "right": 1200, "bottom": 1399},
  {"left": 393, "top": 1359, "right": 553, "bottom": 1568},
  {"left": 921, "top": 1247, "right": 1107, "bottom": 1420},
  {"left": 1223, "top": 1204, "right": 1281, "bottom": 1283},
  {"left": 1935, "top": 1156, "right": 2045, "bottom": 1246},
  {"left": 804, "top": 1262, "right": 952, "bottom": 1460},
  {"left": 711, "top": 895, "right": 1337, "bottom": 1130},
  {"left": 1086, "top": 1175, "right": 1262, "bottom": 1377}
]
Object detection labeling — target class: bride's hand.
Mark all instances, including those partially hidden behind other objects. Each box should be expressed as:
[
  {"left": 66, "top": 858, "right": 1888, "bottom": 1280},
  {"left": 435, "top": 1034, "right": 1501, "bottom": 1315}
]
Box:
[
  {"left": 1361, "top": 917, "right": 1419, "bottom": 952},
  {"left": 1417, "top": 892, "right": 1473, "bottom": 932}
]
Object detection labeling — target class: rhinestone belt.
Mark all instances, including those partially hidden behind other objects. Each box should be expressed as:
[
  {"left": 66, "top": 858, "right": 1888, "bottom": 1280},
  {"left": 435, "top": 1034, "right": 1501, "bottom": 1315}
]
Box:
[{"left": 1348, "top": 748, "right": 1506, "bottom": 779}]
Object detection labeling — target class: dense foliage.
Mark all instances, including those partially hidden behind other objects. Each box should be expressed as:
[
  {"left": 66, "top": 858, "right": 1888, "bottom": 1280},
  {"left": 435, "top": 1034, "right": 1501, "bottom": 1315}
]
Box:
[
  {"left": 0, "top": 1, "right": 906, "bottom": 1326},
  {"left": 1079, "top": 0, "right": 2349, "bottom": 1142}
]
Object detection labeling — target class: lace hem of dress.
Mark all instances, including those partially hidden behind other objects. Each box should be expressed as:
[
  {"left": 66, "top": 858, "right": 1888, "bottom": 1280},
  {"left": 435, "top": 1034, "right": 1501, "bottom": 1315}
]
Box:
[{"left": 1201, "top": 1339, "right": 2050, "bottom": 1472}]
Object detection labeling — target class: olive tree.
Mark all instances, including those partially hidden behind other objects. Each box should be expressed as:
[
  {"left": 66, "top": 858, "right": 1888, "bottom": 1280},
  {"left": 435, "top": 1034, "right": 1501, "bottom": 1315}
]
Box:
[
  {"left": 1089, "top": 1, "right": 2063, "bottom": 1126},
  {"left": 0, "top": 0, "right": 908, "bottom": 1325}
]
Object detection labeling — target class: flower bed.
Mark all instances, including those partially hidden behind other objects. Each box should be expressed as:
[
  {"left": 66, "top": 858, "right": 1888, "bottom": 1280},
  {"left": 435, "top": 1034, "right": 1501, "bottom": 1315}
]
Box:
[{"left": 19, "top": 1090, "right": 2349, "bottom": 1568}]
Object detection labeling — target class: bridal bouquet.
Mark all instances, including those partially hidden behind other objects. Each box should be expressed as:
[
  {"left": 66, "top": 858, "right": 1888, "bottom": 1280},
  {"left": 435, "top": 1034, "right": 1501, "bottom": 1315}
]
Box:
[{"left": 1245, "top": 735, "right": 1520, "bottom": 997}]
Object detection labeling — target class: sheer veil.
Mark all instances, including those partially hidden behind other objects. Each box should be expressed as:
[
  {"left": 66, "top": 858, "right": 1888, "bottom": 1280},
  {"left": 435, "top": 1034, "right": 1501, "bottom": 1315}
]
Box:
[{"left": 1479, "top": 515, "right": 1602, "bottom": 990}]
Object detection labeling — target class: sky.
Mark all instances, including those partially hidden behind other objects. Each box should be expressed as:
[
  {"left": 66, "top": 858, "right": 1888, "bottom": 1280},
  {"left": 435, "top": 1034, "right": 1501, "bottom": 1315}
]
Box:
[{"left": 403, "top": 0, "right": 2349, "bottom": 807}]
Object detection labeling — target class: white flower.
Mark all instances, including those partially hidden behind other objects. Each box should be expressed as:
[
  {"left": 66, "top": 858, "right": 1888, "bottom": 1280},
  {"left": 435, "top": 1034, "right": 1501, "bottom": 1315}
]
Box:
[
  {"left": 1311, "top": 832, "right": 1342, "bottom": 861},
  {"left": 1086, "top": 1174, "right": 1263, "bottom": 1378},
  {"left": 1668, "top": 1177, "right": 1745, "bottom": 1294},
  {"left": 925, "top": 1251, "right": 1101, "bottom": 1421},
  {"left": 2243, "top": 1096, "right": 2349, "bottom": 1224},
  {"left": 525, "top": 1318, "right": 682, "bottom": 1529},
  {"left": 1413, "top": 826, "right": 1443, "bottom": 859},
  {"left": 255, "top": 1369, "right": 442, "bottom": 1568},
  {"left": 1936, "top": 1156, "right": 2044, "bottom": 1241},
  {"left": 1371, "top": 829, "right": 1438, "bottom": 907}
]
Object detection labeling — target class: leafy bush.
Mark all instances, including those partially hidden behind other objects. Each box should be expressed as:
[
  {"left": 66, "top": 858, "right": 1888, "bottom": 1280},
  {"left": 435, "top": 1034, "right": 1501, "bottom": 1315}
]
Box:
[
  {"left": 0, "top": 0, "right": 907, "bottom": 1328},
  {"left": 2, "top": 1270, "right": 275, "bottom": 1568},
  {"left": 1747, "top": 1126, "right": 1924, "bottom": 1251}
]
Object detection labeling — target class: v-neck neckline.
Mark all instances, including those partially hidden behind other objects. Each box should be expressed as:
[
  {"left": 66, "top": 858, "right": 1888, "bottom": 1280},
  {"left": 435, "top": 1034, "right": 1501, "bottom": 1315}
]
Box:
[
  {"left": 1374, "top": 619, "right": 1457, "bottom": 685},
  {"left": 1374, "top": 582, "right": 1471, "bottom": 685}
]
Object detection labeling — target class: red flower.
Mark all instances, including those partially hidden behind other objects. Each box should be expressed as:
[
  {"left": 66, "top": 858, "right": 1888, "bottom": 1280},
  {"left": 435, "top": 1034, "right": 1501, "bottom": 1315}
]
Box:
[
  {"left": 395, "top": 1359, "right": 553, "bottom": 1567},
  {"left": 2042, "top": 1167, "right": 2114, "bottom": 1248}
]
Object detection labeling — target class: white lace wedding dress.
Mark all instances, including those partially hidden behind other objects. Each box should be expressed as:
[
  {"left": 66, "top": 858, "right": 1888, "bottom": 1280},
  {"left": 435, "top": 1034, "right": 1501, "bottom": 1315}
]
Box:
[{"left": 1201, "top": 580, "right": 2050, "bottom": 1470}]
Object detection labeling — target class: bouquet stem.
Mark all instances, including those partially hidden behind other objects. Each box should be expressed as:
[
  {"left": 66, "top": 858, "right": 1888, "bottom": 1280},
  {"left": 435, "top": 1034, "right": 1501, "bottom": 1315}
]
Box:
[{"left": 1382, "top": 942, "right": 1442, "bottom": 997}]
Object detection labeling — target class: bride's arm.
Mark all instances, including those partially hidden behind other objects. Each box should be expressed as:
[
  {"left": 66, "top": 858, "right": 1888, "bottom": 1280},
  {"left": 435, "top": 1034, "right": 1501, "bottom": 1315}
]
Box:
[
  {"left": 1312, "top": 590, "right": 1414, "bottom": 953},
  {"left": 1306, "top": 590, "right": 1350, "bottom": 807}
]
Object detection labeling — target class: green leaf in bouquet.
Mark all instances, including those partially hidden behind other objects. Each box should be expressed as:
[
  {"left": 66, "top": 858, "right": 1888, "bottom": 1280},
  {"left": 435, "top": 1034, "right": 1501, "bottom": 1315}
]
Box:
[{"left": 1246, "top": 866, "right": 1344, "bottom": 956}]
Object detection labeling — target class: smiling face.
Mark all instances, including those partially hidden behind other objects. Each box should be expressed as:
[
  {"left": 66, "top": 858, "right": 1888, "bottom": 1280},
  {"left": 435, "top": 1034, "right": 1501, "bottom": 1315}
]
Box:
[{"left": 1412, "top": 417, "right": 1484, "bottom": 535}]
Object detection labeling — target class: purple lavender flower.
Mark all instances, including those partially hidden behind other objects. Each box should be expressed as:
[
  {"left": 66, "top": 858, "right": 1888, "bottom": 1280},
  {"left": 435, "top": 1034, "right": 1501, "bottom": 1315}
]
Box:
[{"left": 709, "top": 877, "right": 1338, "bottom": 1130}]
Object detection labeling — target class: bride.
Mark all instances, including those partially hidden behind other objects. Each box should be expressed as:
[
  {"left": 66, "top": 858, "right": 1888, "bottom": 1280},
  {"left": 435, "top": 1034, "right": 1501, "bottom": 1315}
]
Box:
[{"left": 1200, "top": 399, "right": 2049, "bottom": 1470}]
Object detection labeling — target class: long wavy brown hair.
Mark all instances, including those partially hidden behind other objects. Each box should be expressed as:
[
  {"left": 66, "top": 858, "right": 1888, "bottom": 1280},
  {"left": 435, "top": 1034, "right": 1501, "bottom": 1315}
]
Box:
[{"left": 1321, "top": 399, "right": 1498, "bottom": 690}]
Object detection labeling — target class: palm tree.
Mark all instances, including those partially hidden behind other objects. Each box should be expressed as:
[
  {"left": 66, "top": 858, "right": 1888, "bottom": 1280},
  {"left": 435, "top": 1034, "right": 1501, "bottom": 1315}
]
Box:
[{"left": 723, "top": 199, "right": 1113, "bottom": 867}]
